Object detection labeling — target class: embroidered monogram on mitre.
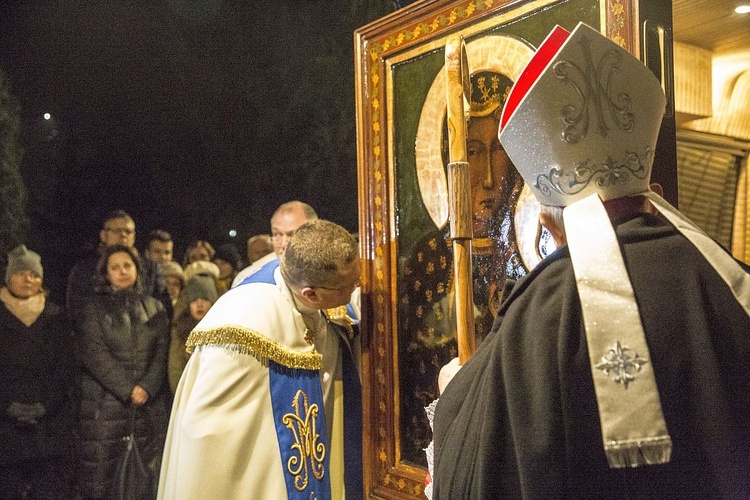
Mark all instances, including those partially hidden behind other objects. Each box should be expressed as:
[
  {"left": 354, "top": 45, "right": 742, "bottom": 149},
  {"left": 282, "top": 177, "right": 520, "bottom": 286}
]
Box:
[{"left": 553, "top": 33, "right": 635, "bottom": 144}]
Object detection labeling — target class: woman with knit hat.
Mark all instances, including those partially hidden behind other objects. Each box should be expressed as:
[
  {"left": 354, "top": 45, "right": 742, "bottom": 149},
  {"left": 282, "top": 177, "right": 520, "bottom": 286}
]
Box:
[
  {"left": 171, "top": 260, "right": 220, "bottom": 321},
  {"left": 0, "top": 245, "right": 74, "bottom": 498},
  {"left": 167, "top": 275, "right": 218, "bottom": 393}
]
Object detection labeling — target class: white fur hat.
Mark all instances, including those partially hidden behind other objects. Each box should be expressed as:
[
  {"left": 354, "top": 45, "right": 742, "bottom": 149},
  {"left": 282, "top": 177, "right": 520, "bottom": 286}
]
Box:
[{"left": 183, "top": 260, "right": 220, "bottom": 281}]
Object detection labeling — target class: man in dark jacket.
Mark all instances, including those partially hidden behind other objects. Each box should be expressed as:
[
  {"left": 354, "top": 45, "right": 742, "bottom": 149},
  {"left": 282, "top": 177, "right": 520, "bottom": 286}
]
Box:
[
  {"left": 66, "top": 209, "right": 169, "bottom": 324},
  {"left": 432, "top": 22, "right": 750, "bottom": 499}
]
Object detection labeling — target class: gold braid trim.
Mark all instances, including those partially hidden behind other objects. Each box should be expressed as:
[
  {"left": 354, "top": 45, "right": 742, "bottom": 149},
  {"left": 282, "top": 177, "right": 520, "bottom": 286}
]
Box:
[{"left": 186, "top": 325, "right": 322, "bottom": 370}]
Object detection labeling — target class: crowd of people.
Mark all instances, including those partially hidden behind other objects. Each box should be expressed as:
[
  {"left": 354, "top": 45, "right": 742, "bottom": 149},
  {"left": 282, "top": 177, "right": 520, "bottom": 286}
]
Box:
[{"left": 0, "top": 200, "right": 319, "bottom": 499}]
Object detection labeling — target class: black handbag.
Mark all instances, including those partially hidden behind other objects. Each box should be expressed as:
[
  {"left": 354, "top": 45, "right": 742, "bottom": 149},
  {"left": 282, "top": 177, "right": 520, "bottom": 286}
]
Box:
[{"left": 112, "top": 406, "right": 156, "bottom": 500}]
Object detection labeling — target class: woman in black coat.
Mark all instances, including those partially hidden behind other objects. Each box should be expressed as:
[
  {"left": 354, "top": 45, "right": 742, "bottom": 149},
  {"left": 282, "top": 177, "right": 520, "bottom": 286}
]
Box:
[
  {"left": 77, "top": 244, "right": 170, "bottom": 499},
  {"left": 0, "top": 245, "right": 74, "bottom": 499}
]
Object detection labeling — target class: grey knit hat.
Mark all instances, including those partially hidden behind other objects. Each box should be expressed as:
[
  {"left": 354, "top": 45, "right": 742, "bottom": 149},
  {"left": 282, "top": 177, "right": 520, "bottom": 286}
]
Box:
[
  {"left": 5, "top": 245, "right": 43, "bottom": 284},
  {"left": 184, "top": 275, "right": 218, "bottom": 304}
]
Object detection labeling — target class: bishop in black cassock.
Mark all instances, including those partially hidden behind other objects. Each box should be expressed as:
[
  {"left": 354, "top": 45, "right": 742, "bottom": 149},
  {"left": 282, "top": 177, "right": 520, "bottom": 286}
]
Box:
[{"left": 433, "top": 22, "right": 750, "bottom": 499}]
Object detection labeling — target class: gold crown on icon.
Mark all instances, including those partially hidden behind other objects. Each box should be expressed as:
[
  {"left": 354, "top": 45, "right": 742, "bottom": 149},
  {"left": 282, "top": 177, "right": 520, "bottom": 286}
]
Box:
[{"left": 470, "top": 71, "right": 513, "bottom": 118}]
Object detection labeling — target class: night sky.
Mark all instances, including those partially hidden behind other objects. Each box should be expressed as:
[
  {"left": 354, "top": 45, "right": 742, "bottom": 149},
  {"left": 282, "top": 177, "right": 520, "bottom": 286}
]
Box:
[{"left": 0, "top": 0, "right": 394, "bottom": 300}]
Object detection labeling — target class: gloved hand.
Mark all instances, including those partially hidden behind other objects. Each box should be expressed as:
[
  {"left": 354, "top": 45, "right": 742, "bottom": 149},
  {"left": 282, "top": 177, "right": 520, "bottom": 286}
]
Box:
[
  {"left": 6, "top": 402, "right": 46, "bottom": 426},
  {"left": 438, "top": 357, "right": 463, "bottom": 395}
]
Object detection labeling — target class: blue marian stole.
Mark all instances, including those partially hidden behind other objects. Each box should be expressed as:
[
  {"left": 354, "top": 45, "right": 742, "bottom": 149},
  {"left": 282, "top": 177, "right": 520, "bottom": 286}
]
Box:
[{"left": 269, "top": 360, "right": 332, "bottom": 499}]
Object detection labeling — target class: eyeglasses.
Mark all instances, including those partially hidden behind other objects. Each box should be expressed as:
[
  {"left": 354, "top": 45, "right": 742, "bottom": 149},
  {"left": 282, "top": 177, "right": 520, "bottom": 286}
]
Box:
[
  {"left": 309, "top": 285, "right": 347, "bottom": 291},
  {"left": 104, "top": 227, "right": 135, "bottom": 236},
  {"left": 307, "top": 280, "right": 360, "bottom": 292}
]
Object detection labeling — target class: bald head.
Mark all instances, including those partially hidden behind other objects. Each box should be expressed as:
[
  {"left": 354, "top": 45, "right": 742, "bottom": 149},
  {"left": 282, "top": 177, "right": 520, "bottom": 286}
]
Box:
[{"left": 270, "top": 201, "right": 319, "bottom": 257}]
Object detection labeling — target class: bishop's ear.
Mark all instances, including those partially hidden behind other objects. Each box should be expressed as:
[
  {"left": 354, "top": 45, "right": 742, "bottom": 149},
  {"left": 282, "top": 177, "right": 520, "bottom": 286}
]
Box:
[
  {"left": 649, "top": 182, "right": 664, "bottom": 197},
  {"left": 539, "top": 211, "right": 567, "bottom": 247}
]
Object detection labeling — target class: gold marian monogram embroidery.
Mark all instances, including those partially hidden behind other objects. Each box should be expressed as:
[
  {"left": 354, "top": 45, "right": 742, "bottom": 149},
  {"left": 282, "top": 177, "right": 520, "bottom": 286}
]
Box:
[{"left": 282, "top": 390, "right": 326, "bottom": 492}]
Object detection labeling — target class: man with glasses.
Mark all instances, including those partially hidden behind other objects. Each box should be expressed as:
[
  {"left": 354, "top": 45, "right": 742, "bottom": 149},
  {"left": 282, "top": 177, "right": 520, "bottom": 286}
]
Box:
[
  {"left": 231, "top": 200, "right": 318, "bottom": 287},
  {"left": 159, "top": 220, "right": 362, "bottom": 499},
  {"left": 66, "top": 210, "right": 168, "bottom": 322}
]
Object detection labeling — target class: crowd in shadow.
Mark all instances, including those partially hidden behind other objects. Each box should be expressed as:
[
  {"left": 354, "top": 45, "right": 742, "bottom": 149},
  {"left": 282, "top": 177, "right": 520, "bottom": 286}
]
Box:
[{"left": 1, "top": 208, "right": 276, "bottom": 499}]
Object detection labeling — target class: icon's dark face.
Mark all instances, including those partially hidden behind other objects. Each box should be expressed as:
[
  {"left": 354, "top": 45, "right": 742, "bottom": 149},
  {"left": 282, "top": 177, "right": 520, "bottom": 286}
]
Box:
[{"left": 466, "top": 113, "right": 514, "bottom": 236}]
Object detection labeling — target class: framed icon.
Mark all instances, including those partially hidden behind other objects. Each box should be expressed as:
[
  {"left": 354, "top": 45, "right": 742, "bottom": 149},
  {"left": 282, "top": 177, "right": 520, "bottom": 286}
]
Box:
[{"left": 354, "top": 0, "right": 672, "bottom": 496}]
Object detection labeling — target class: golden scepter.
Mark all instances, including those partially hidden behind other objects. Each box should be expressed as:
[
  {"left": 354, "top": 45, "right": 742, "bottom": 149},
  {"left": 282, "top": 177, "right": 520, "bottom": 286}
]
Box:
[{"left": 444, "top": 35, "right": 475, "bottom": 363}]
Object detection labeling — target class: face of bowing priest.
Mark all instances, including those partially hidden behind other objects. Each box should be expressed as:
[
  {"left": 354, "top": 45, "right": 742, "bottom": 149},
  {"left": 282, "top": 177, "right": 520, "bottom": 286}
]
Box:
[{"left": 300, "top": 256, "right": 361, "bottom": 311}]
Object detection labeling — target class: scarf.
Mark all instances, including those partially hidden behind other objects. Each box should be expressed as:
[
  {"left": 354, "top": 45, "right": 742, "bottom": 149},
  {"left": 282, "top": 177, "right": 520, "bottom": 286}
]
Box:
[{"left": 0, "top": 286, "right": 46, "bottom": 327}]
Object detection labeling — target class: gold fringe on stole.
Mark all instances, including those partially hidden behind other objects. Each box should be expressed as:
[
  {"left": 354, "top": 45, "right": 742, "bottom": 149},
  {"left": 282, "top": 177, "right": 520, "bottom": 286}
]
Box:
[{"left": 186, "top": 325, "right": 322, "bottom": 370}]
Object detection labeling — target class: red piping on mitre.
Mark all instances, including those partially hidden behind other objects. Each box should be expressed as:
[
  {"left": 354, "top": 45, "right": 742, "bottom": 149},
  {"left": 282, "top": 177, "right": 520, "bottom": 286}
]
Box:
[{"left": 500, "top": 25, "right": 570, "bottom": 130}]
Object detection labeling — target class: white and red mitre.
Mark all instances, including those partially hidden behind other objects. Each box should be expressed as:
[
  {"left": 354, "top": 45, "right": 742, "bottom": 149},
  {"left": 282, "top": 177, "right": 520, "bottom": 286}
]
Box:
[{"left": 499, "top": 22, "right": 666, "bottom": 207}]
